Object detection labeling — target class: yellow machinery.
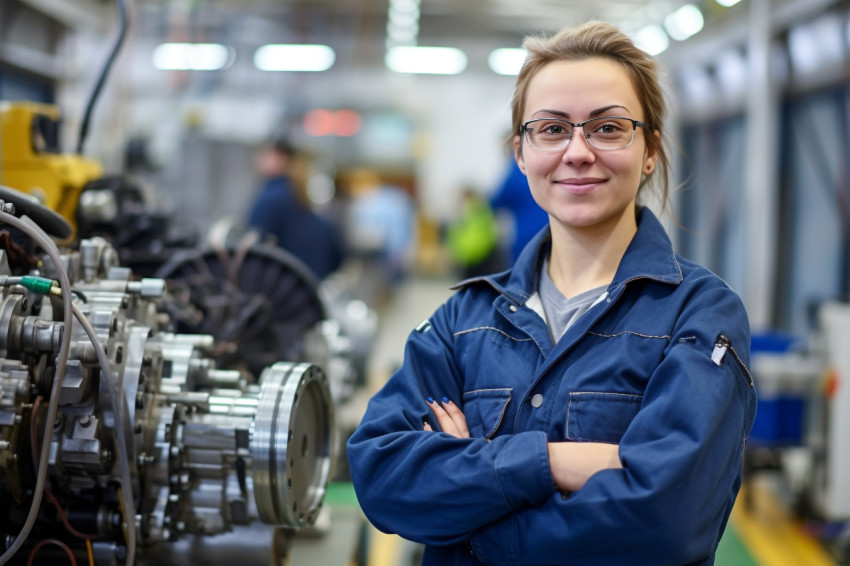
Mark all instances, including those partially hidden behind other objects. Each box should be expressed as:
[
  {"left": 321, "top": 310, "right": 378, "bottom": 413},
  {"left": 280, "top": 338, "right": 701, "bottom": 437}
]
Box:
[{"left": 0, "top": 100, "right": 103, "bottom": 239}]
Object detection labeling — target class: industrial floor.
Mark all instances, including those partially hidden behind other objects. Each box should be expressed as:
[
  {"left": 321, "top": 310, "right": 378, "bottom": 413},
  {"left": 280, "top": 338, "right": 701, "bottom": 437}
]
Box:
[{"left": 292, "top": 275, "right": 849, "bottom": 566}]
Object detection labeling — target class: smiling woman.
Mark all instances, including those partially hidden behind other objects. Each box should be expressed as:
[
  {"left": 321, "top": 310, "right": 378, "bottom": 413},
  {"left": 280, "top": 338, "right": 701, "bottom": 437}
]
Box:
[{"left": 347, "top": 20, "right": 756, "bottom": 566}]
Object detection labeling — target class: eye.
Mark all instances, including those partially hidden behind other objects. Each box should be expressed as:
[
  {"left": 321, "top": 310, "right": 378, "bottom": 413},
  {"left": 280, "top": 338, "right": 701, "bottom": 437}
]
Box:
[
  {"left": 536, "top": 121, "right": 571, "bottom": 136},
  {"left": 589, "top": 118, "right": 629, "bottom": 139},
  {"left": 593, "top": 121, "right": 624, "bottom": 134}
]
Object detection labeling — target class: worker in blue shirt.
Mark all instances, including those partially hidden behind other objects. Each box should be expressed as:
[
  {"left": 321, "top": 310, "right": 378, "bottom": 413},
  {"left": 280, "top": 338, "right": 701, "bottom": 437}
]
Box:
[
  {"left": 247, "top": 138, "right": 345, "bottom": 280},
  {"left": 489, "top": 158, "right": 549, "bottom": 264},
  {"left": 347, "top": 20, "right": 756, "bottom": 565}
]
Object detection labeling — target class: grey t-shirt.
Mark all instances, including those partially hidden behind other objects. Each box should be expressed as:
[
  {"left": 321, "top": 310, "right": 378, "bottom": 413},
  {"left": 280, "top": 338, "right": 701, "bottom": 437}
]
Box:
[{"left": 539, "top": 258, "right": 608, "bottom": 342}]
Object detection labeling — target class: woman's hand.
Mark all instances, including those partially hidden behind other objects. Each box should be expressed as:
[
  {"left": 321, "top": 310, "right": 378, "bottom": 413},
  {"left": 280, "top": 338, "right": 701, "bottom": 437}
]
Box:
[
  {"left": 423, "top": 396, "right": 620, "bottom": 493},
  {"left": 548, "top": 442, "right": 622, "bottom": 492},
  {"left": 424, "top": 397, "right": 470, "bottom": 438}
]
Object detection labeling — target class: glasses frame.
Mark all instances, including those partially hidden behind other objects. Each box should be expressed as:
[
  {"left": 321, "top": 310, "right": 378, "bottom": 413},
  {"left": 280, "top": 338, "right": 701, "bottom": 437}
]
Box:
[{"left": 519, "top": 116, "right": 651, "bottom": 151}]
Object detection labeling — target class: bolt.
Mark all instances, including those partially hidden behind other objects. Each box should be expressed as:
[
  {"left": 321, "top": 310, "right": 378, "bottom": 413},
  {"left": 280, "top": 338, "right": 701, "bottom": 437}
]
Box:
[
  {"left": 79, "top": 415, "right": 91, "bottom": 426},
  {"left": 137, "top": 453, "right": 155, "bottom": 466}
]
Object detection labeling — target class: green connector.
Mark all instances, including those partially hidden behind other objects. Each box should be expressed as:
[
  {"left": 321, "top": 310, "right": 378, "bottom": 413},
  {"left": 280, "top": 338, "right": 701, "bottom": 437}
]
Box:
[{"left": 20, "top": 276, "right": 58, "bottom": 295}]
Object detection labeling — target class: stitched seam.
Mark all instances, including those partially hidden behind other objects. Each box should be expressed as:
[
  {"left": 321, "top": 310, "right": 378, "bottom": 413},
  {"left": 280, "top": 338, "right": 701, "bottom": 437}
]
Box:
[
  {"left": 569, "top": 391, "right": 643, "bottom": 399},
  {"left": 566, "top": 393, "right": 642, "bottom": 441},
  {"left": 588, "top": 330, "right": 671, "bottom": 340},
  {"left": 464, "top": 387, "right": 512, "bottom": 396},
  {"left": 453, "top": 326, "right": 533, "bottom": 341},
  {"left": 509, "top": 514, "right": 519, "bottom": 565},
  {"left": 493, "top": 449, "right": 514, "bottom": 510}
]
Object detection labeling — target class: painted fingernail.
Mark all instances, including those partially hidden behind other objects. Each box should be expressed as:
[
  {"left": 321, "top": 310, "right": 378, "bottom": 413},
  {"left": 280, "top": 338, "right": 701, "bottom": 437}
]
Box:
[
  {"left": 442, "top": 396, "right": 450, "bottom": 404},
  {"left": 427, "top": 396, "right": 435, "bottom": 403}
]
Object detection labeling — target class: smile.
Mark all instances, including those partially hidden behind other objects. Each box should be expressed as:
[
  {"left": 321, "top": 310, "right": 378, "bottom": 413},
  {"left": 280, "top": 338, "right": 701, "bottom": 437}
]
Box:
[{"left": 557, "top": 178, "right": 606, "bottom": 194}]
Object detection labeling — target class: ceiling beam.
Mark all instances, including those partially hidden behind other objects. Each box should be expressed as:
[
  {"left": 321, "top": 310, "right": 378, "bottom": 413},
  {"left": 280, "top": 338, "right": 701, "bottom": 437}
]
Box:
[{"left": 16, "top": 0, "right": 112, "bottom": 32}]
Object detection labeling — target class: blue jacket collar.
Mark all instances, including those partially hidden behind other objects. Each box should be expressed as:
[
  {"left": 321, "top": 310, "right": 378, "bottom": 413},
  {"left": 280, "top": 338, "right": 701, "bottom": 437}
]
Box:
[{"left": 455, "top": 207, "right": 682, "bottom": 305}]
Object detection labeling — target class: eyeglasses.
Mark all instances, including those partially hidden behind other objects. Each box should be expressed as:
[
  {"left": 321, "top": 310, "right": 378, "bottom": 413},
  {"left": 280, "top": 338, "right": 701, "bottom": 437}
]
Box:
[{"left": 520, "top": 116, "right": 650, "bottom": 151}]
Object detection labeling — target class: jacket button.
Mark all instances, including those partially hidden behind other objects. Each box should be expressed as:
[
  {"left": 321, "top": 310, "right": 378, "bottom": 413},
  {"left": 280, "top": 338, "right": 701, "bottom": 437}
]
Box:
[
  {"left": 531, "top": 394, "right": 543, "bottom": 408},
  {"left": 509, "top": 305, "right": 518, "bottom": 312}
]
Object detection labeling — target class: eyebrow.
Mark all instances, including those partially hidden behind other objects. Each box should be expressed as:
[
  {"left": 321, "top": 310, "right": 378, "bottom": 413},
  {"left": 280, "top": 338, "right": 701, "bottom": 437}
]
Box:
[{"left": 532, "top": 104, "right": 629, "bottom": 119}]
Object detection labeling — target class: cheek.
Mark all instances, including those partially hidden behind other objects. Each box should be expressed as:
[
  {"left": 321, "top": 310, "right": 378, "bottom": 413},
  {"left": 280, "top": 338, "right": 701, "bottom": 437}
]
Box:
[{"left": 523, "top": 152, "right": 561, "bottom": 178}]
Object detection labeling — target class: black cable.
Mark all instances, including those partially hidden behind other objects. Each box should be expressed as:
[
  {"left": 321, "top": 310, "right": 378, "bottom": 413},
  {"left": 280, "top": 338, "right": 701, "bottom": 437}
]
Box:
[{"left": 76, "top": 0, "right": 130, "bottom": 155}]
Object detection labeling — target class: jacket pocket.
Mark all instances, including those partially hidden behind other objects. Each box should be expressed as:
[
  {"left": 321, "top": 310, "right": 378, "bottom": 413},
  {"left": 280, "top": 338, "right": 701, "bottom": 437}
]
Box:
[
  {"left": 462, "top": 388, "right": 512, "bottom": 439},
  {"left": 566, "top": 392, "right": 642, "bottom": 443}
]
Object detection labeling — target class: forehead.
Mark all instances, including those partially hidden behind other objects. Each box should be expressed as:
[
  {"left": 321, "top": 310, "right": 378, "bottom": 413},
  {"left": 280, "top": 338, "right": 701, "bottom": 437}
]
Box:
[{"left": 523, "top": 58, "right": 641, "bottom": 118}]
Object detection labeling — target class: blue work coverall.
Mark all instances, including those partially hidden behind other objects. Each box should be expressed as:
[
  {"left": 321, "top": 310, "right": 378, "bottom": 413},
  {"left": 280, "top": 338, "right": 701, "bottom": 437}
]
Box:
[{"left": 347, "top": 207, "right": 757, "bottom": 565}]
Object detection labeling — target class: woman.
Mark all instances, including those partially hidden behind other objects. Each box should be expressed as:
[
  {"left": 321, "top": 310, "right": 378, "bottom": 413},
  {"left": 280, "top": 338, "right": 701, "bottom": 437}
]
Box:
[{"left": 347, "top": 20, "right": 756, "bottom": 565}]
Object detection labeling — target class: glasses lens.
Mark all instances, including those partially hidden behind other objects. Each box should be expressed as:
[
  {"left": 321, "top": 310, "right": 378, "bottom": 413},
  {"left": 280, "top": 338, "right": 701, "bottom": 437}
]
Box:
[
  {"left": 526, "top": 119, "right": 572, "bottom": 150},
  {"left": 584, "top": 117, "right": 635, "bottom": 149}
]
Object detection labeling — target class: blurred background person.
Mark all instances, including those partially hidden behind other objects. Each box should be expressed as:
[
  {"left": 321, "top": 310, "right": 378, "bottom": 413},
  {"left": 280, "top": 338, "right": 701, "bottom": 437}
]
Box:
[
  {"left": 445, "top": 186, "right": 506, "bottom": 279},
  {"left": 490, "top": 156, "right": 550, "bottom": 265},
  {"left": 343, "top": 167, "right": 416, "bottom": 286},
  {"left": 247, "top": 137, "right": 346, "bottom": 280}
]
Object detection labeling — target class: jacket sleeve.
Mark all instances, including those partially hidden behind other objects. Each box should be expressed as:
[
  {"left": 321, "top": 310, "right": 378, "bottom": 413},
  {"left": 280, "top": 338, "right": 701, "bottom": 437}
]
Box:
[
  {"left": 469, "top": 281, "right": 757, "bottom": 565},
  {"left": 346, "top": 297, "right": 556, "bottom": 544}
]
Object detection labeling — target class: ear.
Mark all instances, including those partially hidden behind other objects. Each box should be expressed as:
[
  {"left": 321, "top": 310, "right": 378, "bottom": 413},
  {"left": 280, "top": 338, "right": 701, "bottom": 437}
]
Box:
[
  {"left": 513, "top": 135, "right": 526, "bottom": 175},
  {"left": 643, "top": 130, "right": 660, "bottom": 174}
]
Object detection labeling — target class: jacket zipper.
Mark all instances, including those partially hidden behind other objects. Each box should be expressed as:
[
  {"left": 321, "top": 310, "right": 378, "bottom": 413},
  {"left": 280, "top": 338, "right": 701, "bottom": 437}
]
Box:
[{"left": 712, "top": 334, "right": 754, "bottom": 388}]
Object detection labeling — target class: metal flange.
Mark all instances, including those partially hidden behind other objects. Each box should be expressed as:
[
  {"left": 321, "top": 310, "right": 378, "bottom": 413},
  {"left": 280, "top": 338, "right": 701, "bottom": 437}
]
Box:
[{"left": 251, "top": 362, "right": 334, "bottom": 528}]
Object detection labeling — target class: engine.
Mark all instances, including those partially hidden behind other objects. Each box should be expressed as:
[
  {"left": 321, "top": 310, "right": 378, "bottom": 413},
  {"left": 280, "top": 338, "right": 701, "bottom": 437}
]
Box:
[{"left": 0, "top": 202, "right": 336, "bottom": 565}]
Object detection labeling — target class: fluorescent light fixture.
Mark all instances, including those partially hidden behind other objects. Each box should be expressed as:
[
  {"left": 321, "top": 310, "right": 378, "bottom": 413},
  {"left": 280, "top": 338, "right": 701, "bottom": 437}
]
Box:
[
  {"left": 389, "top": 0, "right": 420, "bottom": 13},
  {"left": 664, "top": 4, "right": 704, "bottom": 41},
  {"left": 254, "top": 44, "right": 335, "bottom": 72},
  {"left": 389, "top": 10, "right": 419, "bottom": 27},
  {"left": 715, "top": 0, "right": 742, "bottom": 6},
  {"left": 387, "top": 26, "right": 418, "bottom": 44},
  {"left": 152, "top": 43, "right": 232, "bottom": 71},
  {"left": 488, "top": 48, "right": 527, "bottom": 75},
  {"left": 385, "top": 46, "right": 467, "bottom": 74},
  {"left": 633, "top": 25, "right": 669, "bottom": 56}
]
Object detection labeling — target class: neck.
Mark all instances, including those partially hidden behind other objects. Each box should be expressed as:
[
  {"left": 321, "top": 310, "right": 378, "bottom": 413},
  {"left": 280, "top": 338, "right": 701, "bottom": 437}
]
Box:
[{"left": 546, "top": 207, "right": 638, "bottom": 298}]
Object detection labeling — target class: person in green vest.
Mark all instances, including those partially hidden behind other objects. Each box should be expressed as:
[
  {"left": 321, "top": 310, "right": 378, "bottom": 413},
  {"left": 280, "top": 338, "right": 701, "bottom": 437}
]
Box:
[{"left": 446, "top": 188, "right": 505, "bottom": 279}]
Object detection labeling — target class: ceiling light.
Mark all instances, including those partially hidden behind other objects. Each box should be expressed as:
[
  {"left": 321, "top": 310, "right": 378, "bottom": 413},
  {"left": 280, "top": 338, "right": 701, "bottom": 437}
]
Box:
[
  {"left": 715, "top": 0, "right": 742, "bottom": 6},
  {"left": 152, "top": 43, "right": 232, "bottom": 71},
  {"left": 488, "top": 48, "right": 526, "bottom": 75},
  {"left": 664, "top": 4, "right": 704, "bottom": 41},
  {"left": 385, "top": 46, "right": 467, "bottom": 75},
  {"left": 254, "top": 44, "right": 336, "bottom": 72},
  {"left": 632, "top": 25, "right": 669, "bottom": 56},
  {"left": 389, "top": 0, "right": 420, "bottom": 13}
]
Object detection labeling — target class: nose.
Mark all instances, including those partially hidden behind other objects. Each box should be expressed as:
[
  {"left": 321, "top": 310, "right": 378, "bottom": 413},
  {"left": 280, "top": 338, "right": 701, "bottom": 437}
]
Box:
[{"left": 561, "top": 127, "right": 595, "bottom": 165}]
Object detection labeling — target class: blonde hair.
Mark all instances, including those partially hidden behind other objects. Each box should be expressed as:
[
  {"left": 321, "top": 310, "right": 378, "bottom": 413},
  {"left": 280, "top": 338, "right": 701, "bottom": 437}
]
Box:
[{"left": 511, "top": 20, "right": 670, "bottom": 209}]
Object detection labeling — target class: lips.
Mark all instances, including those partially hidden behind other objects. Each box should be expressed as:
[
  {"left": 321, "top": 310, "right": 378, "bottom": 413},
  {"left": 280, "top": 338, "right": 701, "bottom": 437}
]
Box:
[{"left": 557, "top": 177, "right": 606, "bottom": 194}]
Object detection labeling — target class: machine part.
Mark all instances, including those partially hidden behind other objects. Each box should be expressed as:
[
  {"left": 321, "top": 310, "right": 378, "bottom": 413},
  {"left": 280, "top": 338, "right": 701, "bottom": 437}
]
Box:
[
  {"left": 0, "top": 226, "right": 336, "bottom": 564},
  {"left": 155, "top": 242, "right": 327, "bottom": 378},
  {"left": 76, "top": 176, "right": 200, "bottom": 278},
  {"left": 816, "top": 302, "right": 850, "bottom": 520},
  {"left": 252, "top": 362, "right": 334, "bottom": 527},
  {"left": 0, "top": 185, "right": 71, "bottom": 240},
  {"left": 0, "top": 102, "right": 103, "bottom": 240}
]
